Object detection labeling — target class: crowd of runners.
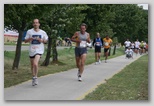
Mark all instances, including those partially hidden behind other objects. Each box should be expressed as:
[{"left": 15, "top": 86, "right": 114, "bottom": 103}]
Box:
[
  {"left": 124, "top": 39, "right": 148, "bottom": 59},
  {"left": 24, "top": 19, "right": 148, "bottom": 86}
]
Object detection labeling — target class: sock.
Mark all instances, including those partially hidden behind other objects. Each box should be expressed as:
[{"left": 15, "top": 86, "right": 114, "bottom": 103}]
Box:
[{"left": 78, "top": 75, "right": 81, "bottom": 77}]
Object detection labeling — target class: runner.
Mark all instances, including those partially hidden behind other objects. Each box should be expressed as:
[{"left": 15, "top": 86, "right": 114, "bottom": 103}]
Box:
[
  {"left": 125, "top": 47, "right": 133, "bottom": 59},
  {"left": 134, "top": 39, "right": 140, "bottom": 55},
  {"left": 145, "top": 43, "right": 148, "bottom": 53},
  {"left": 71, "top": 23, "right": 90, "bottom": 81},
  {"left": 143, "top": 41, "right": 147, "bottom": 53},
  {"left": 24, "top": 19, "right": 48, "bottom": 86},
  {"left": 92, "top": 32, "right": 103, "bottom": 65},
  {"left": 124, "top": 39, "right": 131, "bottom": 51},
  {"left": 139, "top": 41, "right": 144, "bottom": 55},
  {"left": 103, "top": 35, "right": 112, "bottom": 63},
  {"left": 131, "top": 41, "right": 135, "bottom": 52}
]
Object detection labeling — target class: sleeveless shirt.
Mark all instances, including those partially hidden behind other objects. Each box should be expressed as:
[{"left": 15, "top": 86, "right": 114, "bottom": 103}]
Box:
[{"left": 76, "top": 31, "right": 88, "bottom": 48}]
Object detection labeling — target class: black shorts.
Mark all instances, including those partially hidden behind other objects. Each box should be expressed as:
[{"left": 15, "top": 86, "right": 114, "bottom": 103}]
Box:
[
  {"left": 104, "top": 48, "right": 109, "bottom": 53},
  {"left": 131, "top": 48, "right": 135, "bottom": 50},
  {"left": 125, "top": 47, "right": 129, "bottom": 50},
  {"left": 29, "top": 53, "right": 42, "bottom": 58},
  {"left": 95, "top": 46, "right": 101, "bottom": 53},
  {"left": 75, "top": 47, "right": 87, "bottom": 57},
  {"left": 135, "top": 47, "right": 139, "bottom": 50}
]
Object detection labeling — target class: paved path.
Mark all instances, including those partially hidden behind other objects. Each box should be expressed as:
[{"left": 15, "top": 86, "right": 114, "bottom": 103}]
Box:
[{"left": 4, "top": 55, "right": 142, "bottom": 100}]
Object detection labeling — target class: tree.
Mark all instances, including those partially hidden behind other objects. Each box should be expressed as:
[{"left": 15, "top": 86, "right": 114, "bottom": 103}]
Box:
[
  {"left": 82, "top": 4, "right": 116, "bottom": 39},
  {"left": 110, "top": 4, "right": 148, "bottom": 43},
  {"left": 41, "top": 4, "right": 88, "bottom": 66},
  {"left": 4, "top": 4, "right": 47, "bottom": 70},
  {"left": 112, "top": 37, "right": 118, "bottom": 55},
  {"left": 5, "top": 4, "right": 31, "bottom": 70}
]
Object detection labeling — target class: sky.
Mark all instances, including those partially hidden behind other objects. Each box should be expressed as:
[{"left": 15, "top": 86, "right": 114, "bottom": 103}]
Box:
[{"left": 137, "top": 4, "right": 148, "bottom": 10}]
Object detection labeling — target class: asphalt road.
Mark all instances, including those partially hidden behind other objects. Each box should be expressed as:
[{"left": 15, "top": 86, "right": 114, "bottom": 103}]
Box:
[{"left": 4, "top": 54, "right": 142, "bottom": 100}]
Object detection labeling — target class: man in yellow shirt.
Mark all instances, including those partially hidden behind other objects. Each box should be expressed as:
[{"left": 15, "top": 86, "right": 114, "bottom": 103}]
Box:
[{"left": 103, "top": 35, "right": 112, "bottom": 63}]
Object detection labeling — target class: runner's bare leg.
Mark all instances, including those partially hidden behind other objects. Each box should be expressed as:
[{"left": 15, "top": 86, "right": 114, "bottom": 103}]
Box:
[
  {"left": 33, "top": 55, "right": 41, "bottom": 77},
  {"left": 79, "top": 54, "right": 86, "bottom": 75}
]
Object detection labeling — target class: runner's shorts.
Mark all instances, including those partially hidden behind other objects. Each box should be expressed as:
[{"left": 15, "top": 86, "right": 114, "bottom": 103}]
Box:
[
  {"left": 75, "top": 47, "right": 87, "bottom": 57},
  {"left": 29, "top": 53, "right": 42, "bottom": 58},
  {"left": 104, "top": 48, "right": 110, "bottom": 53},
  {"left": 95, "top": 46, "right": 101, "bottom": 53}
]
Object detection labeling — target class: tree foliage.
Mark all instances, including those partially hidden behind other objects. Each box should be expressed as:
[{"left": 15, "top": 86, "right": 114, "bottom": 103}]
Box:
[{"left": 4, "top": 4, "right": 148, "bottom": 69}]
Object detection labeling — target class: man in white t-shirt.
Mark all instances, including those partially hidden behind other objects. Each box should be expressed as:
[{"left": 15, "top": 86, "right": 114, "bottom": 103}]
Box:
[
  {"left": 124, "top": 39, "right": 131, "bottom": 51},
  {"left": 24, "top": 19, "right": 48, "bottom": 86},
  {"left": 134, "top": 39, "right": 140, "bottom": 55}
]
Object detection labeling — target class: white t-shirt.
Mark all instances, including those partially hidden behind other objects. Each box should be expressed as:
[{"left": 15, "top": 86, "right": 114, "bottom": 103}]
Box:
[
  {"left": 125, "top": 49, "right": 133, "bottom": 55},
  {"left": 143, "top": 42, "right": 147, "bottom": 48},
  {"left": 124, "top": 41, "right": 131, "bottom": 47},
  {"left": 25, "top": 28, "right": 48, "bottom": 56},
  {"left": 135, "top": 41, "right": 140, "bottom": 48},
  {"left": 131, "top": 43, "right": 135, "bottom": 48}
]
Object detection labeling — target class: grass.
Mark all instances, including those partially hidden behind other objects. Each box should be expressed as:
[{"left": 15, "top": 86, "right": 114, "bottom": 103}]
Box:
[
  {"left": 4, "top": 42, "right": 30, "bottom": 46},
  {"left": 4, "top": 47, "right": 124, "bottom": 88},
  {"left": 83, "top": 54, "right": 148, "bottom": 100}
]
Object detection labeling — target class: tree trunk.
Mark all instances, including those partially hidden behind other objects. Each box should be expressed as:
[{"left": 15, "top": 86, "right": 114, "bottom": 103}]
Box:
[
  {"left": 12, "top": 30, "right": 23, "bottom": 70},
  {"left": 41, "top": 37, "right": 52, "bottom": 66},
  {"left": 112, "top": 44, "right": 116, "bottom": 55},
  {"left": 52, "top": 38, "right": 58, "bottom": 62}
]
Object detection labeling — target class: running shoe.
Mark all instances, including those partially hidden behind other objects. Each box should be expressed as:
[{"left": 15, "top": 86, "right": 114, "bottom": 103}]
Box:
[
  {"left": 34, "top": 77, "right": 38, "bottom": 85},
  {"left": 32, "top": 77, "right": 35, "bottom": 86},
  {"left": 99, "top": 60, "right": 101, "bottom": 64},
  {"left": 78, "top": 75, "right": 82, "bottom": 82},
  {"left": 95, "top": 62, "right": 99, "bottom": 65}
]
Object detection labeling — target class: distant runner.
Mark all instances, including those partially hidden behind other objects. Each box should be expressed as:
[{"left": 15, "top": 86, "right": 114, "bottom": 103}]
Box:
[
  {"left": 134, "top": 39, "right": 140, "bottom": 55},
  {"left": 92, "top": 32, "right": 103, "bottom": 65},
  {"left": 125, "top": 47, "right": 133, "bottom": 59},
  {"left": 124, "top": 39, "right": 131, "bottom": 51},
  {"left": 103, "top": 35, "right": 112, "bottom": 63}
]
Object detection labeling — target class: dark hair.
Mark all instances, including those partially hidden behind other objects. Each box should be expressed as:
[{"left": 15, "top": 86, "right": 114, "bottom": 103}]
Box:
[
  {"left": 106, "top": 35, "right": 109, "bottom": 37},
  {"left": 33, "top": 19, "right": 40, "bottom": 23},
  {"left": 80, "top": 23, "right": 87, "bottom": 28}
]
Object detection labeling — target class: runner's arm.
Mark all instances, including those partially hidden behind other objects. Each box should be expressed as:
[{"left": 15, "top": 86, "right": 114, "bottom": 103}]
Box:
[
  {"left": 24, "top": 32, "right": 33, "bottom": 43},
  {"left": 86, "top": 33, "right": 91, "bottom": 43},
  {"left": 24, "top": 37, "right": 33, "bottom": 43},
  {"left": 92, "top": 38, "right": 95, "bottom": 46},
  {"left": 109, "top": 39, "right": 113, "bottom": 46},
  {"left": 71, "top": 32, "right": 81, "bottom": 43},
  {"left": 101, "top": 38, "right": 104, "bottom": 47}
]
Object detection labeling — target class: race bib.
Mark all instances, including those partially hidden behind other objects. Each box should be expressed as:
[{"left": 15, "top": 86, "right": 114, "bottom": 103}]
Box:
[
  {"left": 104, "top": 42, "right": 109, "bottom": 46},
  {"left": 30, "top": 45, "right": 39, "bottom": 52},
  {"left": 80, "top": 41, "right": 87, "bottom": 47},
  {"left": 31, "top": 35, "right": 41, "bottom": 44},
  {"left": 95, "top": 42, "right": 101, "bottom": 46}
]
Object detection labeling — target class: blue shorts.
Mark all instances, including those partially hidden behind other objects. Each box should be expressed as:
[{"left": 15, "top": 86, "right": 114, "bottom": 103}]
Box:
[{"left": 75, "top": 47, "right": 87, "bottom": 57}]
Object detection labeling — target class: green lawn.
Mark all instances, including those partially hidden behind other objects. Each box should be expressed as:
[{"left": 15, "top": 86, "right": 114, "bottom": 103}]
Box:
[
  {"left": 83, "top": 54, "right": 148, "bottom": 100},
  {"left": 4, "top": 42, "right": 30, "bottom": 46},
  {"left": 4, "top": 47, "right": 124, "bottom": 88}
]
